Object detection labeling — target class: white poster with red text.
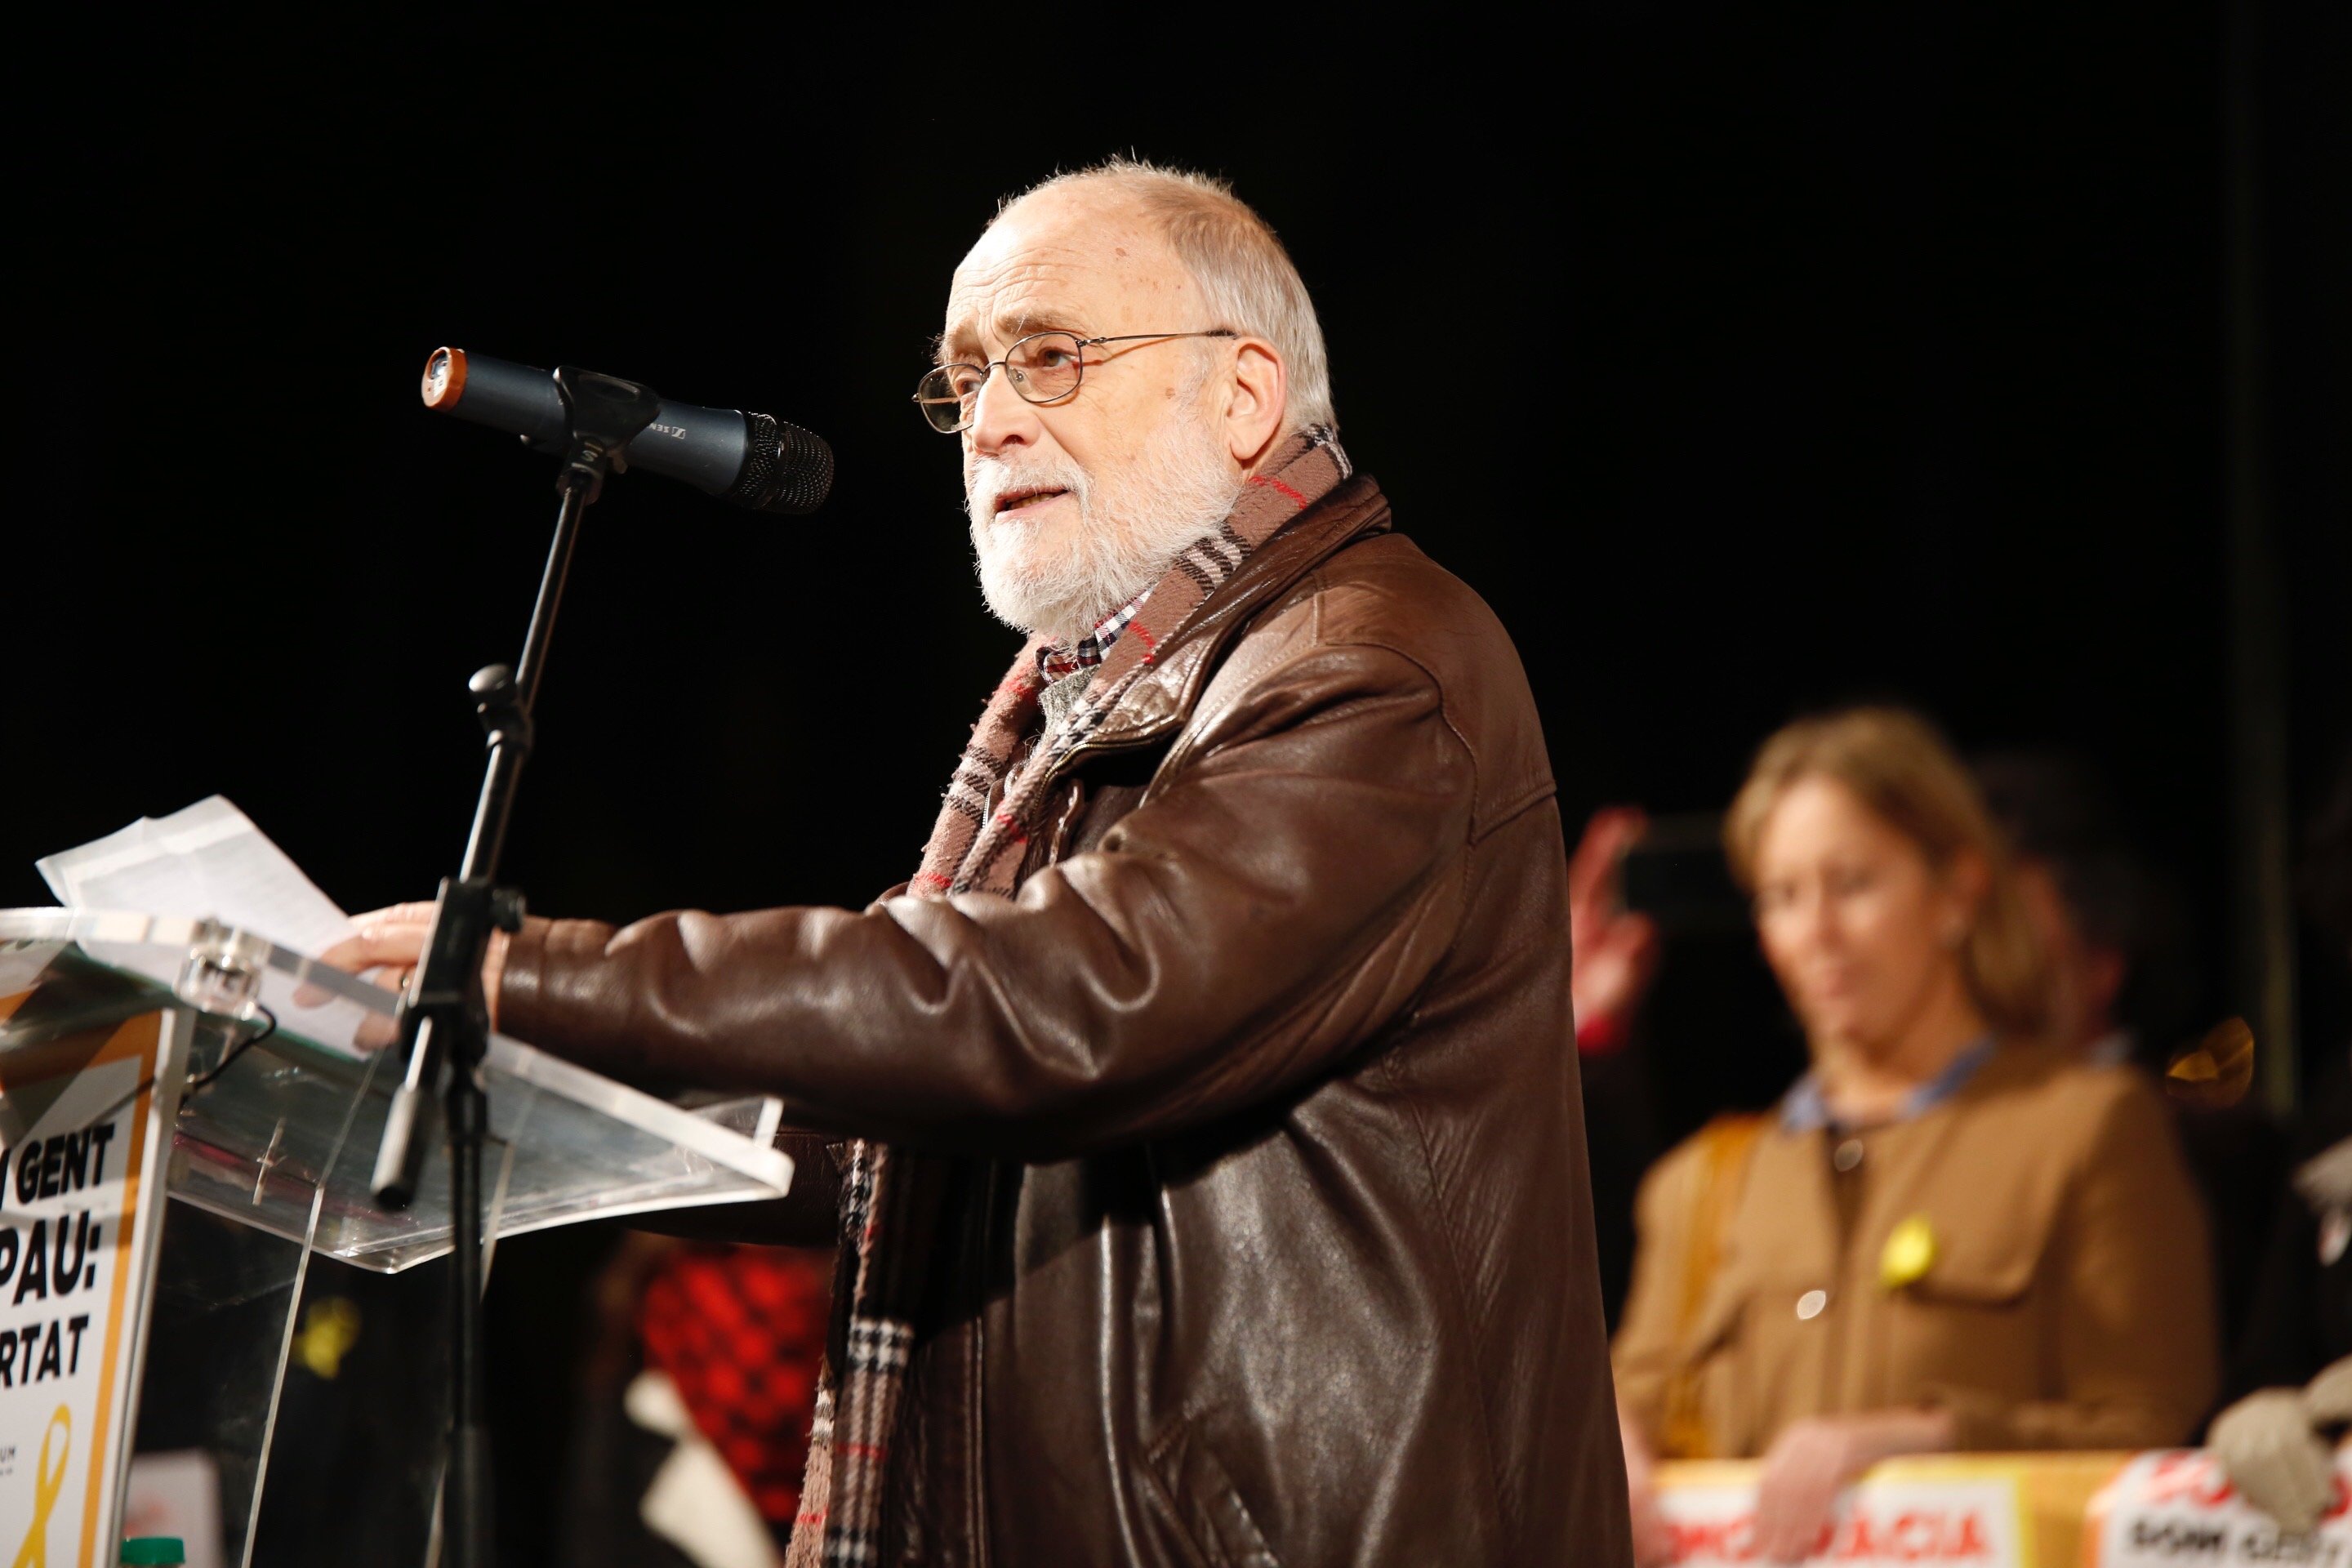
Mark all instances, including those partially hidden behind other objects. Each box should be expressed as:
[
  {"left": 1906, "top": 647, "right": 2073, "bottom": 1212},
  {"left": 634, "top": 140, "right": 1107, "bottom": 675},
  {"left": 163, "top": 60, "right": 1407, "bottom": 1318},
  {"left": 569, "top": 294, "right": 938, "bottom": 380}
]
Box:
[
  {"left": 1657, "top": 1465, "right": 2028, "bottom": 1566},
  {"left": 2087, "top": 1450, "right": 2352, "bottom": 1568}
]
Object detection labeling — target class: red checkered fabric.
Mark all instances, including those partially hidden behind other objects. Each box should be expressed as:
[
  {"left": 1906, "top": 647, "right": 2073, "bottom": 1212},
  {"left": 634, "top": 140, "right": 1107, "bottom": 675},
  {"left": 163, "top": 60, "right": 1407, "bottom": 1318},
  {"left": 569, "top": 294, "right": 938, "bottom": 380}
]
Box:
[{"left": 637, "top": 1244, "right": 834, "bottom": 1524}]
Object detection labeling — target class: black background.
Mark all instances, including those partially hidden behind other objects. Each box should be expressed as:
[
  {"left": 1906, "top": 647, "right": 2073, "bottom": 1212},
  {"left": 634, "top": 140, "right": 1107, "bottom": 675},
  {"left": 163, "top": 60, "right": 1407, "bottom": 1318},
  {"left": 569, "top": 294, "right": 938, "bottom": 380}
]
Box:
[{"left": 15, "top": 7, "right": 2350, "bottom": 1561}]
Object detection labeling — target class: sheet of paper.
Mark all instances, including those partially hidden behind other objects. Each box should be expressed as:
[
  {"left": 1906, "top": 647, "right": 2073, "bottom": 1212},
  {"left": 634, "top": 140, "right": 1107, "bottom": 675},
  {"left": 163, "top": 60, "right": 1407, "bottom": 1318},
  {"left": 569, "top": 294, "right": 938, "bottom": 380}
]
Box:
[
  {"left": 35, "top": 800, "right": 385, "bottom": 1060},
  {"left": 36, "top": 795, "right": 355, "bottom": 957}
]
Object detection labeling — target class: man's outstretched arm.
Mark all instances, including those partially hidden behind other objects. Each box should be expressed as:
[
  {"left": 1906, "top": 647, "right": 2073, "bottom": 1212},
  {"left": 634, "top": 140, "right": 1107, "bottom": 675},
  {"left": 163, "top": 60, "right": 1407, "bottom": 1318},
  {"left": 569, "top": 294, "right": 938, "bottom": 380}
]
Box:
[{"left": 489, "top": 638, "right": 1474, "bottom": 1160}]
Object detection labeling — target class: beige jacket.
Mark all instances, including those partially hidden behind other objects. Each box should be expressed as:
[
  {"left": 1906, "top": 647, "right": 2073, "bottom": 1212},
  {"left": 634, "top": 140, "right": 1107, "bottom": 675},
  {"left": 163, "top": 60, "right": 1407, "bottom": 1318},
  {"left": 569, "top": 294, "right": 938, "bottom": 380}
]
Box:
[{"left": 1613, "top": 1043, "right": 2219, "bottom": 1457}]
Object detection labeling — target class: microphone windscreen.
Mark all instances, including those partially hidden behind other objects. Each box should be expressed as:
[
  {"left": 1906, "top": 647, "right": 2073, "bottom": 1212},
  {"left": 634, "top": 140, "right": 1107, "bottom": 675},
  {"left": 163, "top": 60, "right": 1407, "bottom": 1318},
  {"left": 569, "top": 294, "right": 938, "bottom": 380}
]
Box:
[{"left": 729, "top": 413, "right": 835, "bottom": 515}]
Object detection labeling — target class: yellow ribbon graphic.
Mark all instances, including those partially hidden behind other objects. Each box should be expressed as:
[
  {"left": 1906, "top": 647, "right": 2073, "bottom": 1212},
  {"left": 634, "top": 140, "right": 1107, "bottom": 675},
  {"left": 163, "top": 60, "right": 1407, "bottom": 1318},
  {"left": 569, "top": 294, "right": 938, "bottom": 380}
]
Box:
[{"left": 11, "top": 1405, "right": 69, "bottom": 1568}]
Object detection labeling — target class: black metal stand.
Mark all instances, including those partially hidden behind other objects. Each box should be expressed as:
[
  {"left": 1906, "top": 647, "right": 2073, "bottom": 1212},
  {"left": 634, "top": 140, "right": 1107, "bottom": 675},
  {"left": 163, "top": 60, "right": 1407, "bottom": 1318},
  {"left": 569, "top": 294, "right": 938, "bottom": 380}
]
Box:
[{"left": 368, "top": 366, "right": 660, "bottom": 1568}]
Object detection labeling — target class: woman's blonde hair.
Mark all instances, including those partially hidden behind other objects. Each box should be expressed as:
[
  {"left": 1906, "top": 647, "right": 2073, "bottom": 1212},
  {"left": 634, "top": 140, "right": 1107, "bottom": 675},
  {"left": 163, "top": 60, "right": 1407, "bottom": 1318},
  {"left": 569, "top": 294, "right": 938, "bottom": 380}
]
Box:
[{"left": 1723, "top": 706, "right": 2052, "bottom": 1040}]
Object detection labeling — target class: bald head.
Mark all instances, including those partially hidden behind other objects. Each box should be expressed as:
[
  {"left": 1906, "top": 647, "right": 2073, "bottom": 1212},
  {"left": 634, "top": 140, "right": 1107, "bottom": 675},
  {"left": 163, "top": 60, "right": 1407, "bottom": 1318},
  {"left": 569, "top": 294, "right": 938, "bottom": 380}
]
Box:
[
  {"left": 972, "top": 161, "right": 1335, "bottom": 435},
  {"left": 942, "top": 184, "right": 1199, "bottom": 372}
]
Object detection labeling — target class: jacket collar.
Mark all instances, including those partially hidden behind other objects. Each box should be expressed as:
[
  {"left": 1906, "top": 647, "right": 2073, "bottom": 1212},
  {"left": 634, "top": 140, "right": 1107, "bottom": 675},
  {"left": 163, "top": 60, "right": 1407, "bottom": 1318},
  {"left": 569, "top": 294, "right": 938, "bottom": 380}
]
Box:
[
  {"left": 1779, "top": 1036, "right": 1998, "bottom": 1133},
  {"left": 1063, "top": 475, "right": 1392, "bottom": 762}
]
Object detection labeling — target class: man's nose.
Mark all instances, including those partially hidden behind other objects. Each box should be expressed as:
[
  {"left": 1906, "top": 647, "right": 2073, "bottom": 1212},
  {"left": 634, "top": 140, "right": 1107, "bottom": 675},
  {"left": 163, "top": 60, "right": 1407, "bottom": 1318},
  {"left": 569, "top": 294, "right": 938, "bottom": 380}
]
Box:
[{"left": 968, "top": 365, "right": 1037, "bottom": 457}]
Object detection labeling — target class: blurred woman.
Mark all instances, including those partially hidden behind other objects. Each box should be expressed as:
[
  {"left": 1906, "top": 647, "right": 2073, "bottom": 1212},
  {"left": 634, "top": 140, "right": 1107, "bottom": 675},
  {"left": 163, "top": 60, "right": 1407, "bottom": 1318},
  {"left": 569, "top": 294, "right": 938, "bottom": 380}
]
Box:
[{"left": 1610, "top": 708, "right": 2217, "bottom": 1563}]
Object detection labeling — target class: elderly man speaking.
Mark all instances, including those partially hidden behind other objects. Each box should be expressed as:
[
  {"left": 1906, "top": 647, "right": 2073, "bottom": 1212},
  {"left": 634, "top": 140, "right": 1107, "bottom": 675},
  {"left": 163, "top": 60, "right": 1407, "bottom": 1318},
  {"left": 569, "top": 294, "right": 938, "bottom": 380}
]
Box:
[{"left": 333, "top": 161, "right": 1631, "bottom": 1566}]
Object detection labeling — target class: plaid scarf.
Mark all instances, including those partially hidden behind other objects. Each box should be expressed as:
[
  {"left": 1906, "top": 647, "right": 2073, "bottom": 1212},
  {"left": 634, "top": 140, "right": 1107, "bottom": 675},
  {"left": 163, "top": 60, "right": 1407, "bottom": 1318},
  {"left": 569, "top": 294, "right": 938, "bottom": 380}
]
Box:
[{"left": 787, "top": 427, "right": 1352, "bottom": 1567}]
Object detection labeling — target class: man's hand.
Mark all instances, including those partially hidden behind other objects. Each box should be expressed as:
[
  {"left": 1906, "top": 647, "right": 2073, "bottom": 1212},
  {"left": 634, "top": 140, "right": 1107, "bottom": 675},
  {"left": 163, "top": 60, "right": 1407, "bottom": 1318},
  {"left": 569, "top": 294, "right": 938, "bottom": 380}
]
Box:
[
  {"left": 1751, "top": 1409, "right": 1955, "bottom": 1563},
  {"left": 1569, "top": 807, "right": 1661, "bottom": 1049},
  {"left": 315, "top": 902, "right": 512, "bottom": 1036}
]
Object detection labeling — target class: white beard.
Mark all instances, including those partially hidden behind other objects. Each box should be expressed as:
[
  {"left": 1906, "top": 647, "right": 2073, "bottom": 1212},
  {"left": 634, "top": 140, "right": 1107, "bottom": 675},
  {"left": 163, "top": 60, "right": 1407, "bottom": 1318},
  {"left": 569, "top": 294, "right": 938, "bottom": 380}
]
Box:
[{"left": 965, "top": 405, "right": 1241, "bottom": 644}]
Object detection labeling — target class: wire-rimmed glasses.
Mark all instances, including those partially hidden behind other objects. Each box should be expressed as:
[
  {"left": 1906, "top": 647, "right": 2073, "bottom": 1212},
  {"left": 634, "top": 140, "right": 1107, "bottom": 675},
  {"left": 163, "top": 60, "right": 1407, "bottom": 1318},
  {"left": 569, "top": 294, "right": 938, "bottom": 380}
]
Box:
[{"left": 914, "top": 329, "right": 1238, "bottom": 434}]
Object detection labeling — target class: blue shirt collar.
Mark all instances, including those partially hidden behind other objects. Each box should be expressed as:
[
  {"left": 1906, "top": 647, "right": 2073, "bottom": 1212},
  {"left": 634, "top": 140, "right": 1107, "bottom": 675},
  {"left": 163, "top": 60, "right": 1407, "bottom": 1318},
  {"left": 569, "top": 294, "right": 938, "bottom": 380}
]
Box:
[{"left": 1779, "top": 1034, "right": 1998, "bottom": 1134}]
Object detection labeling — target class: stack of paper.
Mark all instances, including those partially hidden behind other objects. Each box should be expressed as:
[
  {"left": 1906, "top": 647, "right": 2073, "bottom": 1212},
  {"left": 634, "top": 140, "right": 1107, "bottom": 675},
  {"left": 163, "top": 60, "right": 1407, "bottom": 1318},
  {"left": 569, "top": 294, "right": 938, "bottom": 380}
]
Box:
[
  {"left": 38, "top": 795, "right": 355, "bottom": 956},
  {"left": 33, "top": 797, "right": 382, "bottom": 1056}
]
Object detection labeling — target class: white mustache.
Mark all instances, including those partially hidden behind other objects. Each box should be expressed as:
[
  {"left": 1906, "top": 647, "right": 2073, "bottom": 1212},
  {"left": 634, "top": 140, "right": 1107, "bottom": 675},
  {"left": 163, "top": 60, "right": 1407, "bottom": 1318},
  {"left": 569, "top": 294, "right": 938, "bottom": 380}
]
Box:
[{"left": 969, "top": 457, "right": 1091, "bottom": 524}]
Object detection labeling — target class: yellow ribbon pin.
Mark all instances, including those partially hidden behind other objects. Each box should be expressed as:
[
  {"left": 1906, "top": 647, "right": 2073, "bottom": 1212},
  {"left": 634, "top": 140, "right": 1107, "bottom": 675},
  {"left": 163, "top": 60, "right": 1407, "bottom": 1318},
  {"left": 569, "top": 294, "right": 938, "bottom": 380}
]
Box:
[
  {"left": 1880, "top": 1215, "right": 1938, "bottom": 1291},
  {"left": 12, "top": 1405, "right": 69, "bottom": 1568},
  {"left": 294, "top": 1298, "right": 363, "bottom": 1381}
]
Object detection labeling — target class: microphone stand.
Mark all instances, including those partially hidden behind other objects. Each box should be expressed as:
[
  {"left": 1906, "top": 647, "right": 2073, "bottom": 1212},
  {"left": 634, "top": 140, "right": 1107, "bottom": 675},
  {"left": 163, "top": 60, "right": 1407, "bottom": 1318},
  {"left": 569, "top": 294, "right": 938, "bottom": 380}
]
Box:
[{"left": 369, "top": 366, "right": 660, "bottom": 1568}]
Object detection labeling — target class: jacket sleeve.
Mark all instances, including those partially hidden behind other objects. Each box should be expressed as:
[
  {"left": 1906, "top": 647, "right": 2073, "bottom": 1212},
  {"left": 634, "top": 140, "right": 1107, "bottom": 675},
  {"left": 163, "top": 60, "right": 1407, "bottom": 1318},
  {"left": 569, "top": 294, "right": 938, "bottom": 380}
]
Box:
[
  {"left": 497, "top": 639, "right": 1475, "bottom": 1160},
  {"left": 1931, "top": 1078, "right": 2221, "bottom": 1450}
]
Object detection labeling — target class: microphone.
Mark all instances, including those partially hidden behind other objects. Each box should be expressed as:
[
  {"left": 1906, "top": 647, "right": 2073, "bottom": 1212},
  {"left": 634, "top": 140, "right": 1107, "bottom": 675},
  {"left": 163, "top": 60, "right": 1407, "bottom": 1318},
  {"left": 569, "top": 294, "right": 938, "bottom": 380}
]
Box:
[{"left": 420, "top": 346, "right": 832, "bottom": 515}]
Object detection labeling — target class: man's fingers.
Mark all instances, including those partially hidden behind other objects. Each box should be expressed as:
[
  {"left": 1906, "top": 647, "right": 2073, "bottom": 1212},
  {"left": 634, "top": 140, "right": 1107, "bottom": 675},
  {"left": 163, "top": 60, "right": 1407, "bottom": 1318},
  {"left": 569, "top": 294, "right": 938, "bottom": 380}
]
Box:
[
  {"left": 304, "top": 900, "right": 483, "bottom": 1036},
  {"left": 351, "top": 1009, "right": 402, "bottom": 1052},
  {"left": 318, "top": 931, "right": 424, "bottom": 975},
  {"left": 356, "top": 902, "right": 444, "bottom": 928},
  {"left": 318, "top": 902, "right": 442, "bottom": 977}
]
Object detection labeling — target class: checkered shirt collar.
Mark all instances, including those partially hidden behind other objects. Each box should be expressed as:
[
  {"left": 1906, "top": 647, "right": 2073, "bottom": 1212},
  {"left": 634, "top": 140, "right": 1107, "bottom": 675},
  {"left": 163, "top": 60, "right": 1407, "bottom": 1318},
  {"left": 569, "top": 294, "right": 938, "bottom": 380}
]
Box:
[{"left": 1036, "top": 589, "right": 1152, "bottom": 686}]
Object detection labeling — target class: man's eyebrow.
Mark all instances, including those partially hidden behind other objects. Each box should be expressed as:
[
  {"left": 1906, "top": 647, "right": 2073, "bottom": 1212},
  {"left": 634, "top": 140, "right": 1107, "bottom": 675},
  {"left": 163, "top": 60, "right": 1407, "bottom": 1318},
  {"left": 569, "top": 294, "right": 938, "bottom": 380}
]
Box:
[
  {"left": 1004, "top": 307, "right": 1089, "bottom": 341},
  {"left": 931, "top": 310, "right": 1089, "bottom": 366},
  {"left": 933, "top": 317, "right": 996, "bottom": 366}
]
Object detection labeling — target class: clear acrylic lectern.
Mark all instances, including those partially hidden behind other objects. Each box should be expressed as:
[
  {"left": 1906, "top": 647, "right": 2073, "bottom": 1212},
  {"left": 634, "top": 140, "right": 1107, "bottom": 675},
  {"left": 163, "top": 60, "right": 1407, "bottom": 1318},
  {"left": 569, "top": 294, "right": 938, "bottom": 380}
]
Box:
[{"left": 0, "top": 911, "right": 794, "bottom": 1568}]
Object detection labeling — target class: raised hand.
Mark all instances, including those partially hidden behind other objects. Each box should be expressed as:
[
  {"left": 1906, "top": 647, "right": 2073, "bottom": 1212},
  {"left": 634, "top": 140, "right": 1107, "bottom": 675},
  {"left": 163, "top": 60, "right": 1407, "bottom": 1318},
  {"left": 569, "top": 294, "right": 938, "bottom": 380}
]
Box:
[{"left": 1569, "top": 807, "right": 1662, "bottom": 1047}]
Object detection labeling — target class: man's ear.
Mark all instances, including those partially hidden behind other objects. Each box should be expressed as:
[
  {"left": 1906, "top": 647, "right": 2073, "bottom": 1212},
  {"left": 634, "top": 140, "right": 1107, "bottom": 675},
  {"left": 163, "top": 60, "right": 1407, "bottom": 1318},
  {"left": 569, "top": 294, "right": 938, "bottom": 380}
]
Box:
[{"left": 1225, "top": 337, "right": 1287, "bottom": 470}]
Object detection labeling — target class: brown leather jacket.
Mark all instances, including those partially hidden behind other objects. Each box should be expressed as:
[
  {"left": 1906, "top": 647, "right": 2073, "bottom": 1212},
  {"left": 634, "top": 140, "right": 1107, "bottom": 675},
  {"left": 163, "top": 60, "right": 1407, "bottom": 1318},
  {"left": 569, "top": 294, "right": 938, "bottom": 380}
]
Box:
[{"left": 501, "top": 477, "right": 1633, "bottom": 1566}]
